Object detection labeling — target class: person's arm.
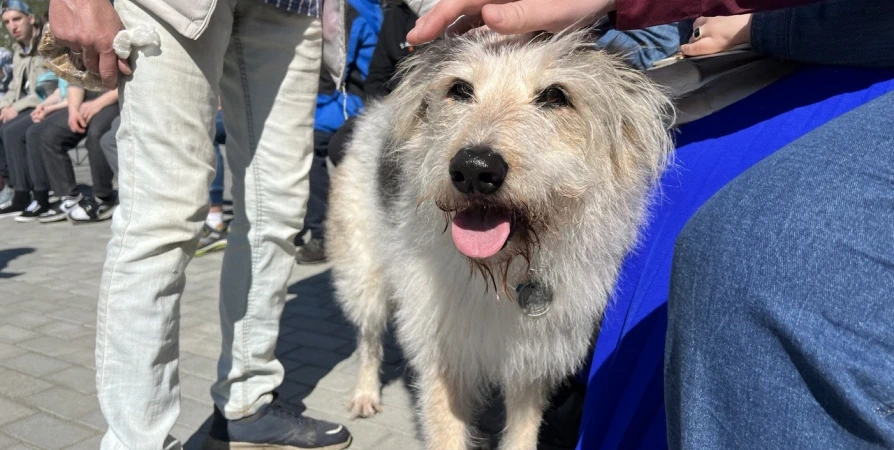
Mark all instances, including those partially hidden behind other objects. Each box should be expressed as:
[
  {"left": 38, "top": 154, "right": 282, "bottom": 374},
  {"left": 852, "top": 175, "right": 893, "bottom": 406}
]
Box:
[
  {"left": 86, "top": 89, "right": 119, "bottom": 109},
  {"left": 614, "top": 0, "right": 822, "bottom": 30},
  {"left": 408, "top": 0, "right": 824, "bottom": 44},
  {"left": 40, "top": 89, "right": 63, "bottom": 108},
  {"left": 43, "top": 97, "right": 69, "bottom": 114},
  {"left": 10, "top": 90, "right": 42, "bottom": 112},
  {"left": 67, "top": 86, "right": 87, "bottom": 133},
  {"left": 749, "top": 0, "right": 894, "bottom": 68},
  {"left": 79, "top": 89, "right": 118, "bottom": 124}
]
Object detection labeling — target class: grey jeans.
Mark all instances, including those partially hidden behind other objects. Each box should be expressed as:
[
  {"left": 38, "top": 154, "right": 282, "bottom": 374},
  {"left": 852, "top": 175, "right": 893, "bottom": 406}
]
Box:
[
  {"left": 100, "top": 115, "right": 119, "bottom": 175},
  {"left": 97, "top": 0, "right": 321, "bottom": 448}
]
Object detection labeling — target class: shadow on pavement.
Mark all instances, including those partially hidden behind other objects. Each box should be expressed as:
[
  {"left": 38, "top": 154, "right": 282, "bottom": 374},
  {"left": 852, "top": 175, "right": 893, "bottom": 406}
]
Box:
[
  {"left": 0, "top": 247, "right": 35, "bottom": 279},
  {"left": 183, "top": 269, "right": 414, "bottom": 449}
]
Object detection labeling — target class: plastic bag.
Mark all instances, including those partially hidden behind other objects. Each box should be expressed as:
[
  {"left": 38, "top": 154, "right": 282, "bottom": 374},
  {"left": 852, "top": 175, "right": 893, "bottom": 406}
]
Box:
[{"left": 39, "top": 23, "right": 105, "bottom": 91}]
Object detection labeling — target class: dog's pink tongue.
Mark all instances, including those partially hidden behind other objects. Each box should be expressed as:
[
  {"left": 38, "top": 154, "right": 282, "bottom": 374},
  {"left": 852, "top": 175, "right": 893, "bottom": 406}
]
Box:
[{"left": 451, "top": 209, "right": 511, "bottom": 259}]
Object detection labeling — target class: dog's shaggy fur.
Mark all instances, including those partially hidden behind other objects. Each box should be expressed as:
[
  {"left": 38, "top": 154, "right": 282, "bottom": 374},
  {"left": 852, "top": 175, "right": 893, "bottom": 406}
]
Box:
[{"left": 326, "top": 30, "right": 673, "bottom": 450}]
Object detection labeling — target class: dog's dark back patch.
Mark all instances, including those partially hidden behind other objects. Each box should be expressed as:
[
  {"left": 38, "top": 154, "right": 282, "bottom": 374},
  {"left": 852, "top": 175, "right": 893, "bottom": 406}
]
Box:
[{"left": 376, "top": 135, "right": 402, "bottom": 212}]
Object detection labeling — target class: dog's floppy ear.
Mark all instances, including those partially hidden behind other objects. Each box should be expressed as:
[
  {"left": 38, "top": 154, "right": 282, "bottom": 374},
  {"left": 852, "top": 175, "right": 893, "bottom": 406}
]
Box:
[
  {"left": 600, "top": 56, "right": 675, "bottom": 186},
  {"left": 386, "top": 39, "right": 454, "bottom": 141}
]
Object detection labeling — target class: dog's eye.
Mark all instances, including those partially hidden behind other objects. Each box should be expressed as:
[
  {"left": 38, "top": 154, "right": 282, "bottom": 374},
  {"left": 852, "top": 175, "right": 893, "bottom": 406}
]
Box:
[
  {"left": 447, "top": 80, "right": 474, "bottom": 102},
  {"left": 536, "top": 85, "right": 571, "bottom": 108}
]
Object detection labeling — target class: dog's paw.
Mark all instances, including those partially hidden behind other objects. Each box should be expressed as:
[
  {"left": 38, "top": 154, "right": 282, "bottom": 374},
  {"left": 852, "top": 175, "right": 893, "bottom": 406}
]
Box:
[{"left": 348, "top": 392, "right": 383, "bottom": 418}]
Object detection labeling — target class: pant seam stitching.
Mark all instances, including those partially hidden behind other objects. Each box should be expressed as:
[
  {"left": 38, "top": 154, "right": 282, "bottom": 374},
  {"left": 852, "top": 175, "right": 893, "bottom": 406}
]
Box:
[
  {"left": 232, "top": 8, "right": 259, "bottom": 416},
  {"left": 96, "top": 84, "right": 131, "bottom": 415}
]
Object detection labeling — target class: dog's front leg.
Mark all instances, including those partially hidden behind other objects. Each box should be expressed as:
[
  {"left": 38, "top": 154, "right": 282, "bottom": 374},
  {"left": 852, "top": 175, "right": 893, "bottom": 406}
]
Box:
[
  {"left": 499, "top": 381, "right": 548, "bottom": 450},
  {"left": 419, "top": 368, "right": 474, "bottom": 450}
]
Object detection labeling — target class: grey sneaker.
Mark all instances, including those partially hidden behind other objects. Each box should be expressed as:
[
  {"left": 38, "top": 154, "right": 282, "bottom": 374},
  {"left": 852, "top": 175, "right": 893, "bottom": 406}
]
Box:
[
  {"left": 0, "top": 184, "right": 12, "bottom": 206},
  {"left": 196, "top": 222, "right": 228, "bottom": 257},
  {"left": 203, "top": 393, "right": 352, "bottom": 450}
]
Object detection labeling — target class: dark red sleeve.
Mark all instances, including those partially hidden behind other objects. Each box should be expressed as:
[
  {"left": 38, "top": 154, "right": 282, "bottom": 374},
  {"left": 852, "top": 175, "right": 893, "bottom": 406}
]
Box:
[{"left": 614, "top": 0, "right": 823, "bottom": 30}]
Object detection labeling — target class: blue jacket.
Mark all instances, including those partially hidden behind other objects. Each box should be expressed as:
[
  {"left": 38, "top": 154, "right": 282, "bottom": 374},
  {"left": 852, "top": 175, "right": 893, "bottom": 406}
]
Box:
[{"left": 315, "top": 0, "right": 382, "bottom": 133}]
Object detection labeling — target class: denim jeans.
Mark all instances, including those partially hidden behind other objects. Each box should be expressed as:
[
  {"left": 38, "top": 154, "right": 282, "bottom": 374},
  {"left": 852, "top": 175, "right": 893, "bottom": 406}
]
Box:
[
  {"left": 666, "top": 91, "right": 894, "bottom": 448},
  {"left": 98, "top": 0, "right": 321, "bottom": 448},
  {"left": 210, "top": 109, "right": 226, "bottom": 206}
]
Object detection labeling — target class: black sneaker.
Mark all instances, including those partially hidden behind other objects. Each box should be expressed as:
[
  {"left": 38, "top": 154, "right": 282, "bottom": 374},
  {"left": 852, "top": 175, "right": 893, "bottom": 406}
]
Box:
[
  {"left": 38, "top": 196, "right": 81, "bottom": 223},
  {"left": 203, "top": 394, "right": 352, "bottom": 450},
  {"left": 14, "top": 201, "right": 48, "bottom": 223},
  {"left": 67, "top": 195, "right": 116, "bottom": 224},
  {"left": 295, "top": 237, "right": 327, "bottom": 265}
]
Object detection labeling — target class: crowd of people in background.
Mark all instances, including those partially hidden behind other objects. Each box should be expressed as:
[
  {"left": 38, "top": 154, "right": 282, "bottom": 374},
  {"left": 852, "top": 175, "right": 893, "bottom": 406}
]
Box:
[{"left": 0, "top": 0, "right": 119, "bottom": 224}]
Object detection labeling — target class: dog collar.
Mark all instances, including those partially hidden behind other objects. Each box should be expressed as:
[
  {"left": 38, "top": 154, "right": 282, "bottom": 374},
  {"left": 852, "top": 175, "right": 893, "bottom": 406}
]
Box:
[{"left": 515, "top": 281, "right": 552, "bottom": 317}]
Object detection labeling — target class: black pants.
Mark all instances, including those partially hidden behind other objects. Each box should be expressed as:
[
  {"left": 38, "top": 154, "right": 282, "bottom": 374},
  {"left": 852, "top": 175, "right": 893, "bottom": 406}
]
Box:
[
  {"left": 303, "top": 130, "right": 332, "bottom": 240},
  {"left": 303, "top": 116, "right": 358, "bottom": 240},
  {"left": 40, "top": 104, "right": 119, "bottom": 199},
  {"left": 0, "top": 108, "right": 36, "bottom": 188}
]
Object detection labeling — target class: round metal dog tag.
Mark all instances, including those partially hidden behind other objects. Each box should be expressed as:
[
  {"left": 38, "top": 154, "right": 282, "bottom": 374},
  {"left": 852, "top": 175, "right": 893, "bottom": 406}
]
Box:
[{"left": 516, "top": 282, "right": 552, "bottom": 317}]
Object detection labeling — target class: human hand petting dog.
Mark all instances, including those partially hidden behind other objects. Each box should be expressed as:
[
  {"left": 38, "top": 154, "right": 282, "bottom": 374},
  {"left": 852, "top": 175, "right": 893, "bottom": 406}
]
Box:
[
  {"left": 681, "top": 14, "right": 752, "bottom": 56},
  {"left": 407, "top": 0, "right": 617, "bottom": 44}
]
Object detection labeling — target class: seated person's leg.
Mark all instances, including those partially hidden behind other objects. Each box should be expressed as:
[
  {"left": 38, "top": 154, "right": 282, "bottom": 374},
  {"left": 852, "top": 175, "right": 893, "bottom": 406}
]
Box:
[
  {"left": 0, "top": 110, "right": 37, "bottom": 217},
  {"left": 68, "top": 104, "right": 120, "bottom": 223},
  {"left": 0, "top": 117, "right": 11, "bottom": 198},
  {"left": 25, "top": 118, "right": 77, "bottom": 223},
  {"left": 101, "top": 116, "right": 120, "bottom": 176},
  {"left": 40, "top": 109, "right": 87, "bottom": 205},
  {"left": 666, "top": 91, "right": 894, "bottom": 449},
  {"left": 326, "top": 115, "right": 357, "bottom": 167},
  {"left": 208, "top": 110, "right": 226, "bottom": 215},
  {"left": 25, "top": 116, "right": 64, "bottom": 222},
  {"left": 294, "top": 129, "right": 332, "bottom": 264}
]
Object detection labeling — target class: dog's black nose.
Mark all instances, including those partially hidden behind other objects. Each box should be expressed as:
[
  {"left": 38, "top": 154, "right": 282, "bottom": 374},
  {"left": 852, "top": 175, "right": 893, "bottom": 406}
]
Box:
[{"left": 449, "top": 146, "right": 508, "bottom": 195}]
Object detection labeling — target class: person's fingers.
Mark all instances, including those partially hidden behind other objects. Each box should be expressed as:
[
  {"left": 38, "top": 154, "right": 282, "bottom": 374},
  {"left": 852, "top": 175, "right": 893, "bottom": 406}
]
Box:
[
  {"left": 482, "top": 0, "right": 604, "bottom": 34},
  {"left": 692, "top": 16, "right": 708, "bottom": 28},
  {"left": 681, "top": 37, "right": 720, "bottom": 56},
  {"left": 408, "top": 0, "right": 511, "bottom": 44},
  {"left": 446, "top": 14, "right": 485, "bottom": 38},
  {"left": 118, "top": 58, "right": 132, "bottom": 76},
  {"left": 82, "top": 47, "right": 100, "bottom": 75},
  {"left": 481, "top": 1, "right": 538, "bottom": 34},
  {"left": 99, "top": 51, "right": 119, "bottom": 90}
]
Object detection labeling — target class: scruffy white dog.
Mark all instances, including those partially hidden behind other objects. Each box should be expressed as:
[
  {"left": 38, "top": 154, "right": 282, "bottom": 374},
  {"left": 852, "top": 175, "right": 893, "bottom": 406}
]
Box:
[{"left": 326, "top": 30, "right": 673, "bottom": 450}]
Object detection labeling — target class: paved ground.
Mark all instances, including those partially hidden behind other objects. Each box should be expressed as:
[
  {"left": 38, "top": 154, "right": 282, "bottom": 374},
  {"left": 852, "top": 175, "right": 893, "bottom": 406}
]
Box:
[{"left": 0, "top": 156, "right": 424, "bottom": 449}]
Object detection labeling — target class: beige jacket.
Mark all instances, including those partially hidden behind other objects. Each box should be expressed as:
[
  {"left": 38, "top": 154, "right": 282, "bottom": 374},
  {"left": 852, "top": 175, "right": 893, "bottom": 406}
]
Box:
[
  {"left": 0, "top": 27, "right": 47, "bottom": 112},
  {"left": 133, "top": 0, "right": 347, "bottom": 92},
  {"left": 133, "top": 0, "right": 218, "bottom": 40}
]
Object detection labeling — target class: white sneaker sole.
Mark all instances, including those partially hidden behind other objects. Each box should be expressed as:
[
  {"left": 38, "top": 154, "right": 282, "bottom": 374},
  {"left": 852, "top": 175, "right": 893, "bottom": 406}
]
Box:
[{"left": 201, "top": 435, "right": 352, "bottom": 450}]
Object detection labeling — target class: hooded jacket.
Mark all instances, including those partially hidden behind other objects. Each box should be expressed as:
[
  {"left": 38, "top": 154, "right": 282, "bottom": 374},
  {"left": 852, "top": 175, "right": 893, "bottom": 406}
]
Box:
[{"left": 314, "top": 0, "right": 382, "bottom": 133}]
